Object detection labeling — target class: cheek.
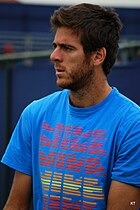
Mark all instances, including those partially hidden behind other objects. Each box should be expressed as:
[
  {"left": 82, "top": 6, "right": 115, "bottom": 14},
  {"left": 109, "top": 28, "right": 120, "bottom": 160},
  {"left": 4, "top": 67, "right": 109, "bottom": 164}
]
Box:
[
  {"left": 63, "top": 53, "right": 88, "bottom": 76},
  {"left": 68, "top": 61, "right": 85, "bottom": 79},
  {"left": 67, "top": 56, "right": 85, "bottom": 70}
]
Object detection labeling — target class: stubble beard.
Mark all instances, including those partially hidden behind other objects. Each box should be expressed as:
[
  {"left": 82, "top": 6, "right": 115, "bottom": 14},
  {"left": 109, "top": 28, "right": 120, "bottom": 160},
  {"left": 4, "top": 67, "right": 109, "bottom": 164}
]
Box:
[{"left": 56, "top": 58, "right": 95, "bottom": 91}]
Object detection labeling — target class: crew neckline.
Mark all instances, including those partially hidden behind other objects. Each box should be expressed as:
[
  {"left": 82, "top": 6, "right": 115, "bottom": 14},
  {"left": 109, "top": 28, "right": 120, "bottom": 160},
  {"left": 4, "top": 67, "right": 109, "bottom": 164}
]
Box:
[{"left": 67, "top": 87, "right": 118, "bottom": 116}]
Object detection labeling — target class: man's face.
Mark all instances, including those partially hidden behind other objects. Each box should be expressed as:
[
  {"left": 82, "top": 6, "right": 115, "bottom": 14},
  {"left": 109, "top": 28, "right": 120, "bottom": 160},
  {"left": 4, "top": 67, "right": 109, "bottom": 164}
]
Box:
[{"left": 50, "top": 27, "right": 95, "bottom": 91}]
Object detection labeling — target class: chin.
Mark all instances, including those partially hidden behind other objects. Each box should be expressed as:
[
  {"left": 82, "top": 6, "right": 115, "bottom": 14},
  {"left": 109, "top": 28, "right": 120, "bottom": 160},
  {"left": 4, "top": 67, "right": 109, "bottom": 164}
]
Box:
[
  {"left": 57, "top": 82, "right": 78, "bottom": 91},
  {"left": 57, "top": 83, "right": 69, "bottom": 89},
  {"left": 56, "top": 79, "right": 70, "bottom": 89},
  {"left": 56, "top": 78, "right": 79, "bottom": 90}
]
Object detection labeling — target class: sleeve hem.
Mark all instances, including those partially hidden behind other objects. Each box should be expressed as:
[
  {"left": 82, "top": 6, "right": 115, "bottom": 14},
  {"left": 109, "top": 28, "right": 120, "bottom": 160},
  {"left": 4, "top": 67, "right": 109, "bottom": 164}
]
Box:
[
  {"left": 1, "top": 159, "right": 32, "bottom": 176},
  {"left": 111, "top": 176, "right": 140, "bottom": 187}
]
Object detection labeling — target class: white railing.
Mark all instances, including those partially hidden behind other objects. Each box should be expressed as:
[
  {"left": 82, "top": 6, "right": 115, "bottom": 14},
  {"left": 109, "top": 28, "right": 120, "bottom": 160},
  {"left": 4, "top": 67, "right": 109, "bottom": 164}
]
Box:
[{"left": 0, "top": 31, "right": 53, "bottom": 53}]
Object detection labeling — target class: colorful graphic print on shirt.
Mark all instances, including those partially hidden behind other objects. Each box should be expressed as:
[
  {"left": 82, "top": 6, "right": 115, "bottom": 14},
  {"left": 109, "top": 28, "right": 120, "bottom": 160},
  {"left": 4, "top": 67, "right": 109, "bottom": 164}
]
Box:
[{"left": 39, "top": 121, "right": 108, "bottom": 209}]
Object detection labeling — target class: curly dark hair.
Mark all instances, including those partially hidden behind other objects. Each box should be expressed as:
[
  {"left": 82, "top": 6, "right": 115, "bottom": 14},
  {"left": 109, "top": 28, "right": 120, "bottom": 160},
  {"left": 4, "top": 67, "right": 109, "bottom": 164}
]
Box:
[{"left": 50, "top": 3, "right": 123, "bottom": 75}]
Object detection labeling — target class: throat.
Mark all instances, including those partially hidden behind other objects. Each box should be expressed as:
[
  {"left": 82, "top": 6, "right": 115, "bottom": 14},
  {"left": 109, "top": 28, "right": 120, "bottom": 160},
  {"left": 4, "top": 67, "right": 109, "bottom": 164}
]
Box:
[{"left": 69, "top": 84, "right": 112, "bottom": 108}]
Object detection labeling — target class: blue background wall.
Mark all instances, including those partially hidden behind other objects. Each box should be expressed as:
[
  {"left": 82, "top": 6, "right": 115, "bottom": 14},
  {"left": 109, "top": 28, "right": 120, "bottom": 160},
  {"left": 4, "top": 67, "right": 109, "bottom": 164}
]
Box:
[{"left": 0, "top": 3, "right": 140, "bottom": 208}]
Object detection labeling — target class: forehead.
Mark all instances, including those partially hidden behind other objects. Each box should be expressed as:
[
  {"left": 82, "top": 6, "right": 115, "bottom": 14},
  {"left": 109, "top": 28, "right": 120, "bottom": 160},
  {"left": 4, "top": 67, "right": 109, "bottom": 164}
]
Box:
[{"left": 54, "top": 27, "right": 82, "bottom": 46}]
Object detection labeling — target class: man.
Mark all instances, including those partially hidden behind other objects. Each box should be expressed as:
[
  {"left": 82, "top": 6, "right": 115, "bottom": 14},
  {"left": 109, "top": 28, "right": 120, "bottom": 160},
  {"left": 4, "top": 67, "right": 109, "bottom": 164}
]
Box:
[{"left": 1, "top": 3, "right": 140, "bottom": 210}]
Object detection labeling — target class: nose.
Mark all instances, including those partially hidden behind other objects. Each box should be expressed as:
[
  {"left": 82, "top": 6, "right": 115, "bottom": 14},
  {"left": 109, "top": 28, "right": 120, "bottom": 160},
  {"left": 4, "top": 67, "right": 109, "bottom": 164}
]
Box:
[{"left": 50, "top": 48, "right": 62, "bottom": 62}]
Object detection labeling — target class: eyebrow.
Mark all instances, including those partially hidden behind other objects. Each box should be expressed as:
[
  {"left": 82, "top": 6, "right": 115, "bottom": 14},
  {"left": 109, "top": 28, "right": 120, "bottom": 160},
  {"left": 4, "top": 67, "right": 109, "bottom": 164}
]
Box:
[{"left": 52, "top": 42, "right": 77, "bottom": 50}]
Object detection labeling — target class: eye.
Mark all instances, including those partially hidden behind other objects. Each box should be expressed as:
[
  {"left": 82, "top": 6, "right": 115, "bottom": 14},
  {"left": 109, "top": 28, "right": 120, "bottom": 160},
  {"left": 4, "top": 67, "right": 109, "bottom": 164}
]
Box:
[
  {"left": 62, "top": 44, "right": 74, "bottom": 52},
  {"left": 52, "top": 43, "right": 57, "bottom": 49}
]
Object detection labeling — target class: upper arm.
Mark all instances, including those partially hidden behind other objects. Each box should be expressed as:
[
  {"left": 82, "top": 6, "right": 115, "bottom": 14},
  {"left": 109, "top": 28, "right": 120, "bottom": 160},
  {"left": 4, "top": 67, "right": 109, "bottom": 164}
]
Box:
[
  {"left": 107, "top": 180, "right": 140, "bottom": 210},
  {"left": 3, "top": 170, "right": 32, "bottom": 210}
]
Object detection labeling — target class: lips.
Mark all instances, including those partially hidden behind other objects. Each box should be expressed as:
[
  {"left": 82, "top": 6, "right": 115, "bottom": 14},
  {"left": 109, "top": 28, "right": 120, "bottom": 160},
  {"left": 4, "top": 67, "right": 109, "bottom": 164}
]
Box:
[{"left": 55, "top": 68, "right": 65, "bottom": 76}]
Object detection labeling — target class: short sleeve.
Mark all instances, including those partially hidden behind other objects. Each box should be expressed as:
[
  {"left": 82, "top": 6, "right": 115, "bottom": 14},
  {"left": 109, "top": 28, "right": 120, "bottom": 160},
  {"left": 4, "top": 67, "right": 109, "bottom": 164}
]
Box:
[
  {"left": 1, "top": 104, "right": 33, "bottom": 176},
  {"left": 111, "top": 119, "right": 140, "bottom": 187}
]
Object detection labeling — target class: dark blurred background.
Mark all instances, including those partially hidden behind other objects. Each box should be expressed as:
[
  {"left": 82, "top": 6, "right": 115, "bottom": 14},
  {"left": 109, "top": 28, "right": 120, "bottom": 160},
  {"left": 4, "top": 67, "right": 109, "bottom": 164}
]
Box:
[{"left": 0, "top": 2, "right": 140, "bottom": 209}]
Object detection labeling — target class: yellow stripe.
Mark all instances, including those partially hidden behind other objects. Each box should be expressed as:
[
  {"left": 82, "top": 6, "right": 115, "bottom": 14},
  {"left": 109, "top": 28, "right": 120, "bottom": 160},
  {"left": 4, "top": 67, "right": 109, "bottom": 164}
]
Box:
[
  {"left": 63, "top": 183, "right": 81, "bottom": 188},
  {"left": 83, "top": 186, "right": 102, "bottom": 191}
]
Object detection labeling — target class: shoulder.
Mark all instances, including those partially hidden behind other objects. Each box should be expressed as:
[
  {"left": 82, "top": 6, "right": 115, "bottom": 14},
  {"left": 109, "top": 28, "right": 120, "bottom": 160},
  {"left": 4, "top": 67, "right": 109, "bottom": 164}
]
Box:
[
  {"left": 32, "top": 89, "right": 68, "bottom": 107},
  {"left": 21, "top": 89, "right": 69, "bottom": 118},
  {"left": 113, "top": 89, "right": 140, "bottom": 147},
  {"left": 111, "top": 88, "right": 140, "bottom": 137},
  {"left": 113, "top": 88, "right": 140, "bottom": 120},
  {"left": 28, "top": 89, "right": 68, "bottom": 108}
]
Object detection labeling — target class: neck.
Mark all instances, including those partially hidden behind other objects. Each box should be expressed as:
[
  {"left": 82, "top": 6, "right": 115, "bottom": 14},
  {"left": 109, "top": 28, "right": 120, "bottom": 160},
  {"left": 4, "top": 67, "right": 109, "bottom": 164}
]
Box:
[{"left": 69, "top": 77, "right": 112, "bottom": 108}]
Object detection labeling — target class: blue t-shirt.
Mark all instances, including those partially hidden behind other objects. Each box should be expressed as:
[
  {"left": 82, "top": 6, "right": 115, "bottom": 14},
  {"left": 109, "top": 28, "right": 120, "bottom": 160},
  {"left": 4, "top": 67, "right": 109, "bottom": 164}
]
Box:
[{"left": 1, "top": 88, "right": 140, "bottom": 209}]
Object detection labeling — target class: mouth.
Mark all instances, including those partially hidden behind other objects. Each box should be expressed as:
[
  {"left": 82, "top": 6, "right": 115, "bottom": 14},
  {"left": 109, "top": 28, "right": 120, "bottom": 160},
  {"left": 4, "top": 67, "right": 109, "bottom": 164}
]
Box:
[{"left": 55, "top": 68, "right": 65, "bottom": 76}]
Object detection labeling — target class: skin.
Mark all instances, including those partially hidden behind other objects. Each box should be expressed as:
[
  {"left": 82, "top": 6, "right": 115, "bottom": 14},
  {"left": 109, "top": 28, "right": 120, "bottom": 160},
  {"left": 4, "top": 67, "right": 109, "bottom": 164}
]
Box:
[
  {"left": 3, "top": 171, "right": 32, "bottom": 210},
  {"left": 50, "top": 27, "right": 111, "bottom": 108},
  {"left": 3, "top": 27, "right": 140, "bottom": 209},
  {"left": 107, "top": 180, "right": 140, "bottom": 210}
]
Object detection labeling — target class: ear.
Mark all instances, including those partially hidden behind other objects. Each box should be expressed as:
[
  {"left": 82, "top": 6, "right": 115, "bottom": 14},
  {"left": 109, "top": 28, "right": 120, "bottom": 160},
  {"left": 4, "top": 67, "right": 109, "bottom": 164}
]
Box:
[{"left": 91, "top": 47, "right": 106, "bottom": 66}]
